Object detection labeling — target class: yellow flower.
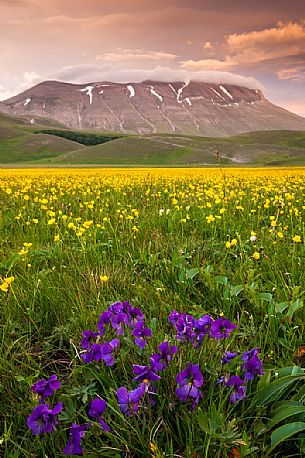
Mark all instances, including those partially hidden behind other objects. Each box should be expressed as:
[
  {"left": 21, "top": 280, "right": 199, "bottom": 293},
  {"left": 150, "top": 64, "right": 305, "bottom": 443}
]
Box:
[
  {"left": 277, "top": 231, "right": 284, "bottom": 239},
  {"left": 292, "top": 235, "right": 301, "bottom": 243},
  {"left": 23, "top": 242, "right": 32, "bottom": 248},
  {"left": 100, "top": 275, "right": 109, "bottom": 282},
  {"left": 48, "top": 218, "right": 56, "bottom": 225},
  {"left": 230, "top": 239, "right": 238, "bottom": 246},
  {"left": 32, "top": 218, "right": 38, "bottom": 224},
  {"left": 54, "top": 234, "right": 60, "bottom": 242},
  {"left": 206, "top": 214, "right": 215, "bottom": 223},
  {"left": 252, "top": 251, "right": 260, "bottom": 260},
  {"left": 18, "top": 248, "right": 28, "bottom": 256},
  {"left": 67, "top": 222, "right": 76, "bottom": 230}
]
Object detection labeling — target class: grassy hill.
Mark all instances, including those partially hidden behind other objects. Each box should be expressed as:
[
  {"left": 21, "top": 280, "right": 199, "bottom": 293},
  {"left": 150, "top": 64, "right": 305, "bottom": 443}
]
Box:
[{"left": 1, "top": 111, "right": 305, "bottom": 166}]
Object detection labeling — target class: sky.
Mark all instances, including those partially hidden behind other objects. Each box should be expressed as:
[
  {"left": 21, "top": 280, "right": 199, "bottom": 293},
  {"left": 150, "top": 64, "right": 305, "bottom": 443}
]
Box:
[{"left": 1, "top": 0, "right": 305, "bottom": 116}]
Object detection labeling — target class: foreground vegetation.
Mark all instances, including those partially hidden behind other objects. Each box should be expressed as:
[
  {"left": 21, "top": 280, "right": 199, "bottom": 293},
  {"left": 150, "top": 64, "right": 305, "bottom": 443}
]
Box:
[{"left": 1, "top": 167, "right": 305, "bottom": 457}]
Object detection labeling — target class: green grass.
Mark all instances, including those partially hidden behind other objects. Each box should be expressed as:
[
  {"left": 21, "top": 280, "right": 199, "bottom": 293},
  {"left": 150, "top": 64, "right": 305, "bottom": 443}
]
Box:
[
  {"left": 1, "top": 111, "right": 305, "bottom": 165},
  {"left": 1, "top": 168, "right": 305, "bottom": 456}
]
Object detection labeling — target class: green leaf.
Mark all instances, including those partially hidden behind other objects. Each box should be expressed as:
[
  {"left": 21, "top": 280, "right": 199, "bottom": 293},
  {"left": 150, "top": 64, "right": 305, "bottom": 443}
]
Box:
[
  {"left": 185, "top": 267, "right": 200, "bottom": 280},
  {"left": 287, "top": 299, "right": 303, "bottom": 319},
  {"left": 275, "top": 302, "right": 289, "bottom": 314},
  {"left": 269, "top": 422, "right": 305, "bottom": 453},
  {"left": 266, "top": 405, "right": 305, "bottom": 430},
  {"left": 252, "top": 374, "right": 305, "bottom": 407},
  {"left": 278, "top": 366, "right": 304, "bottom": 377},
  {"left": 230, "top": 284, "right": 244, "bottom": 296},
  {"left": 260, "top": 292, "right": 273, "bottom": 302},
  {"left": 1, "top": 253, "right": 19, "bottom": 270},
  {"left": 215, "top": 275, "right": 228, "bottom": 285}
]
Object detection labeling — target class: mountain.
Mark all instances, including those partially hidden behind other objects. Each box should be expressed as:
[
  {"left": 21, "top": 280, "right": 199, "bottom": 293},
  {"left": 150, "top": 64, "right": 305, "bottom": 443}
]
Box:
[{"left": 2, "top": 80, "right": 305, "bottom": 136}]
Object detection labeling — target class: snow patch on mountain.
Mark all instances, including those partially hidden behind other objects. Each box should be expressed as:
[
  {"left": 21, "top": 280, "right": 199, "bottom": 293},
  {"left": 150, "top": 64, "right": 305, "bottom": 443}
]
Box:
[
  {"left": 79, "top": 86, "right": 94, "bottom": 104},
  {"left": 127, "top": 85, "right": 135, "bottom": 98}
]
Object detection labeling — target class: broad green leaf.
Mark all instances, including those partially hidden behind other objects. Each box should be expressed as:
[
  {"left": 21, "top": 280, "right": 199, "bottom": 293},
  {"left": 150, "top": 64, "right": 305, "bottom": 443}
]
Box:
[
  {"left": 275, "top": 302, "right": 289, "bottom": 313},
  {"left": 278, "top": 366, "right": 304, "bottom": 377},
  {"left": 185, "top": 267, "right": 200, "bottom": 280},
  {"left": 266, "top": 405, "right": 305, "bottom": 430},
  {"left": 269, "top": 422, "right": 305, "bottom": 453},
  {"left": 215, "top": 275, "right": 228, "bottom": 285},
  {"left": 252, "top": 374, "right": 305, "bottom": 407},
  {"left": 260, "top": 292, "right": 273, "bottom": 302},
  {"left": 1, "top": 253, "right": 19, "bottom": 270},
  {"left": 287, "top": 299, "right": 303, "bottom": 319},
  {"left": 230, "top": 284, "right": 244, "bottom": 296}
]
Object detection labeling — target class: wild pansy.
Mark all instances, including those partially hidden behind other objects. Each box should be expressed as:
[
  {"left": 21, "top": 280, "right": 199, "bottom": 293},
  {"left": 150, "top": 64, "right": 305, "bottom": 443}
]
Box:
[
  {"left": 80, "top": 330, "right": 99, "bottom": 350},
  {"left": 117, "top": 384, "right": 146, "bottom": 417},
  {"left": 27, "top": 402, "right": 62, "bottom": 435},
  {"left": 132, "top": 321, "right": 152, "bottom": 349},
  {"left": 226, "top": 376, "right": 246, "bottom": 404},
  {"left": 88, "top": 398, "right": 110, "bottom": 432},
  {"left": 169, "top": 311, "right": 235, "bottom": 348},
  {"left": 210, "top": 317, "right": 237, "bottom": 340},
  {"left": 150, "top": 341, "right": 178, "bottom": 371},
  {"left": 63, "top": 422, "right": 91, "bottom": 456},
  {"left": 222, "top": 351, "right": 239, "bottom": 365},
  {"left": 132, "top": 364, "right": 161, "bottom": 382},
  {"left": 97, "top": 310, "right": 112, "bottom": 335},
  {"left": 176, "top": 362, "right": 204, "bottom": 409},
  {"left": 241, "top": 348, "right": 264, "bottom": 380},
  {"left": 82, "top": 339, "right": 119, "bottom": 366},
  {"left": 31, "top": 374, "right": 60, "bottom": 399}
]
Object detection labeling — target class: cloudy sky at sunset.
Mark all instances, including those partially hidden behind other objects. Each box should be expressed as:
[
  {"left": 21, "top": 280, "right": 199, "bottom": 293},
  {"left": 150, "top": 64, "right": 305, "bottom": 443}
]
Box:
[{"left": 1, "top": 0, "right": 305, "bottom": 116}]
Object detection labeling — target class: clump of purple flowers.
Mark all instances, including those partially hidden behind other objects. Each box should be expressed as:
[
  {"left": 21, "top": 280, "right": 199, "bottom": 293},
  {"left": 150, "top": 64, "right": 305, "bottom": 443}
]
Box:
[
  {"left": 81, "top": 301, "right": 152, "bottom": 364},
  {"left": 169, "top": 311, "right": 237, "bottom": 347},
  {"left": 26, "top": 301, "right": 264, "bottom": 456}
]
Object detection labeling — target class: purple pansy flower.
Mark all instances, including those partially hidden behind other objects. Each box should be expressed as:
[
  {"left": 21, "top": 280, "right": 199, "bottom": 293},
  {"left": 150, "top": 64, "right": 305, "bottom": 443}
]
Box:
[
  {"left": 117, "top": 384, "right": 146, "bottom": 417},
  {"left": 174, "top": 313, "right": 196, "bottom": 342},
  {"left": 150, "top": 341, "right": 178, "bottom": 371},
  {"left": 222, "top": 351, "right": 239, "bottom": 364},
  {"left": 88, "top": 398, "right": 110, "bottom": 432},
  {"left": 193, "top": 315, "right": 212, "bottom": 347},
  {"left": 168, "top": 310, "right": 180, "bottom": 325},
  {"left": 63, "top": 422, "right": 91, "bottom": 456},
  {"left": 132, "top": 321, "right": 152, "bottom": 349},
  {"left": 176, "top": 362, "right": 204, "bottom": 409},
  {"left": 80, "top": 330, "right": 98, "bottom": 350},
  {"left": 100, "top": 338, "right": 120, "bottom": 366},
  {"left": 27, "top": 402, "right": 62, "bottom": 435},
  {"left": 111, "top": 312, "right": 129, "bottom": 335},
  {"left": 210, "top": 317, "right": 237, "bottom": 340},
  {"left": 132, "top": 364, "right": 161, "bottom": 382},
  {"left": 241, "top": 348, "right": 264, "bottom": 380},
  {"left": 126, "top": 305, "right": 144, "bottom": 328},
  {"left": 226, "top": 375, "right": 247, "bottom": 403},
  {"left": 31, "top": 374, "right": 60, "bottom": 398},
  {"left": 97, "top": 311, "right": 112, "bottom": 335},
  {"left": 82, "top": 339, "right": 119, "bottom": 365}
]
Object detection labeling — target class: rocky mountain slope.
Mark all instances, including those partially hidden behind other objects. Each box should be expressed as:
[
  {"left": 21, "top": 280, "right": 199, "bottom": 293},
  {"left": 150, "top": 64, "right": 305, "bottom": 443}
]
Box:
[{"left": 2, "top": 80, "right": 305, "bottom": 136}]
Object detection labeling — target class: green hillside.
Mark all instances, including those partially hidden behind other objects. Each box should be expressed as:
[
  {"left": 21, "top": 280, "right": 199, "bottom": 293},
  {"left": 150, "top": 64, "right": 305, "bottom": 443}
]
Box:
[
  {"left": 1, "top": 111, "right": 305, "bottom": 166},
  {"left": 0, "top": 113, "right": 86, "bottom": 163}
]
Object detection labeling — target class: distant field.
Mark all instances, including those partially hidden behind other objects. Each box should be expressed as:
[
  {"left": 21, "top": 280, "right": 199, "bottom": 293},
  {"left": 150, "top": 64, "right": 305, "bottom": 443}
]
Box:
[{"left": 1, "top": 112, "right": 305, "bottom": 166}]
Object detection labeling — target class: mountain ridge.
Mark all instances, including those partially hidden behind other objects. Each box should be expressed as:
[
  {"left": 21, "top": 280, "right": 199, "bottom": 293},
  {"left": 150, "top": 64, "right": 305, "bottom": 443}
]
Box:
[{"left": 2, "top": 79, "right": 305, "bottom": 136}]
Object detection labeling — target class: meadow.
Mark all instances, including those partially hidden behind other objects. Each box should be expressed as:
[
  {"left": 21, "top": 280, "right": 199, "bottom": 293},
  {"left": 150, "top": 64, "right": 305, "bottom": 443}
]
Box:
[{"left": 1, "top": 167, "right": 305, "bottom": 457}]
